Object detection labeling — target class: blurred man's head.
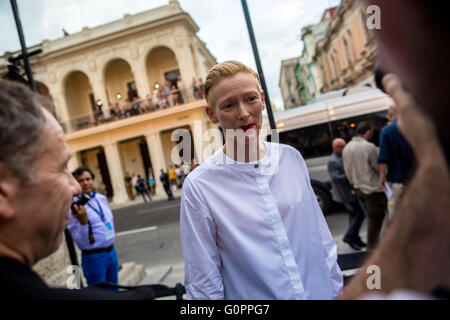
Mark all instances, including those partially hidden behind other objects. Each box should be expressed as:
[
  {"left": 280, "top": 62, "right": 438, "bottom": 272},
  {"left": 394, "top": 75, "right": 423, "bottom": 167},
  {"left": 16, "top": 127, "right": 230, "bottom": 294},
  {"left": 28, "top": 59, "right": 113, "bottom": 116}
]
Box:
[
  {"left": 387, "top": 106, "right": 397, "bottom": 122},
  {"left": 355, "top": 122, "right": 373, "bottom": 141},
  {"left": 332, "top": 138, "right": 346, "bottom": 156},
  {"left": 0, "top": 79, "right": 81, "bottom": 266},
  {"left": 368, "top": 0, "right": 450, "bottom": 159}
]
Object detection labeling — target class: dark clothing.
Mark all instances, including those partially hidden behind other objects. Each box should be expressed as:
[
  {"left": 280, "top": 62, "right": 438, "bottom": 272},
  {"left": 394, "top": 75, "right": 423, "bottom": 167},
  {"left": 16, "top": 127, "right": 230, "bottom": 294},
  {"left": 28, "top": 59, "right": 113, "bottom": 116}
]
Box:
[
  {"left": 137, "top": 177, "right": 152, "bottom": 202},
  {"left": 356, "top": 190, "right": 387, "bottom": 250},
  {"left": 343, "top": 200, "right": 366, "bottom": 244},
  {"left": 0, "top": 256, "right": 155, "bottom": 300},
  {"left": 328, "top": 152, "right": 357, "bottom": 203},
  {"left": 377, "top": 119, "right": 414, "bottom": 183},
  {"left": 160, "top": 173, "right": 175, "bottom": 200},
  {"left": 328, "top": 153, "right": 365, "bottom": 244}
]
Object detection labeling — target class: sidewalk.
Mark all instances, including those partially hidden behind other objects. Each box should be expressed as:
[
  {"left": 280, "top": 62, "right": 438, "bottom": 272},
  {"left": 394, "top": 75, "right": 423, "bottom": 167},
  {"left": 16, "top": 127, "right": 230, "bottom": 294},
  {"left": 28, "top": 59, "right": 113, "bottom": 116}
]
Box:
[
  {"left": 110, "top": 188, "right": 183, "bottom": 210},
  {"left": 139, "top": 263, "right": 186, "bottom": 300}
]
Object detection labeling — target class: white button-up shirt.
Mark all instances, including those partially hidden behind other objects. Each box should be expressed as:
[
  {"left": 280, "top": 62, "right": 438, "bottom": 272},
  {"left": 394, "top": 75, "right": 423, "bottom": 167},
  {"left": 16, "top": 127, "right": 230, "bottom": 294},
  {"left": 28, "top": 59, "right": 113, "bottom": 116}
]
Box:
[{"left": 180, "top": 141, "right": 343, "bottom": 300}]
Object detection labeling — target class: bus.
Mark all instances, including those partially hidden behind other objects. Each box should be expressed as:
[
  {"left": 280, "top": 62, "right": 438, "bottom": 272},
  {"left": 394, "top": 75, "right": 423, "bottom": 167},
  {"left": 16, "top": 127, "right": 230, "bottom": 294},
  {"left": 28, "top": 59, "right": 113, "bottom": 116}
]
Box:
[{"left": 263, "top": 87, "right": 394, "bottom": 214}]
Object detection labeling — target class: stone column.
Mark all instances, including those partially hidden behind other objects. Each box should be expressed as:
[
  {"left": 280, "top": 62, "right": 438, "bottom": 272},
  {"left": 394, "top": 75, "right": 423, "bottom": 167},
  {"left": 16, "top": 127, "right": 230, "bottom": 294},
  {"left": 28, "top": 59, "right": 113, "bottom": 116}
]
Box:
[
  {"left": 176, "top": 38, "right": 198, "bottom": 102},
  {"left": 193, "top": 43, "right": 208, "bottom": 80},
  {"left": 68, "top": 151, "right": 82, "bottom": 173},
  {"left": 48, "top": 83, "right": 71, "bottom": 133},
  {"left": 90, "top": 75, "right": 110, "bottom": 118},
  {"left": 103, "top": 142, "right": 129, "bottom": 204},
  {"left": 190, "top": 119, "right": 207, "bottom": 163},
  {"left": 145, "top": 131, "right": 167, "bottom": 197},
  {"left": 130, "top": 61, "right": 151, "bottom": 100}
]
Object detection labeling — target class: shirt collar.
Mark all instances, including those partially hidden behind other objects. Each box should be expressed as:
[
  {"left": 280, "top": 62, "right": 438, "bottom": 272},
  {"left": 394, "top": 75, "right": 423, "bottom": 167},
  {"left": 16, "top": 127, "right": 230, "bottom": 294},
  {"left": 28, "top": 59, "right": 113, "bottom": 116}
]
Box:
[{"left": 209, "top": 140, "right": 274, "bottom": 173}]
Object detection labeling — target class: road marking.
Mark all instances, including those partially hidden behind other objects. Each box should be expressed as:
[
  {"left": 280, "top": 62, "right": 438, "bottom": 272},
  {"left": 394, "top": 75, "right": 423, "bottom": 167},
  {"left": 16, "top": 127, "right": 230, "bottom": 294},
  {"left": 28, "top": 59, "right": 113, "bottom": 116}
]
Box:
[
  {"left": 138, "top": 203, "right": 180, "bottom": 214},
  {"left": 116, "top": 225, "right": 157, "bottom": 237}
]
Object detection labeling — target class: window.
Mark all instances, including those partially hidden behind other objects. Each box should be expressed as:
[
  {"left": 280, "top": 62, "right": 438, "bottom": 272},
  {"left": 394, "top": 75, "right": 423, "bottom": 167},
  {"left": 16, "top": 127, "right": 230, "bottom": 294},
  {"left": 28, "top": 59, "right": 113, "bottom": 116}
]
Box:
[
  {"left": 277, "top": 111, "right": 388, "bottom": 159},
  {"left": 279, "top": 122, "right": 333, "bottom": 159},
  {"left": 343, "top": 38, "right": 353, "bottom": 67}
]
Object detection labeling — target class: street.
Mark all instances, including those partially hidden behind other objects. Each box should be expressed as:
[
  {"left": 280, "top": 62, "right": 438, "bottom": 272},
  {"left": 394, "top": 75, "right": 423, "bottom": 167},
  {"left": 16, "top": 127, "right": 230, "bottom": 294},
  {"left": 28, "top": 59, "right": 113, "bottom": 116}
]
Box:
[{"left": 113, "top": 195, "right": 368, "bottom": 290}]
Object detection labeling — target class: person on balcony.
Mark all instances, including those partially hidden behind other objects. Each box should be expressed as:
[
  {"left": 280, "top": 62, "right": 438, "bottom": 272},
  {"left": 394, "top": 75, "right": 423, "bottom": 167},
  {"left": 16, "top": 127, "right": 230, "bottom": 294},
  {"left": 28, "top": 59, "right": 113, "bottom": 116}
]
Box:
[
  {"left": 171, "top": 85, "right": 181, "bottom": 106},
  {"left": 177, "top": 76, "right": 188, "bottom": 104},
  {"left": 192, "top": 77, "right": 200, "bottom": 99},
  {"left": 152, "top": 88, "right": 160, "bottom": 110},
  {"left": 163, "top": 81, "right": 173, "bottom": 108}
]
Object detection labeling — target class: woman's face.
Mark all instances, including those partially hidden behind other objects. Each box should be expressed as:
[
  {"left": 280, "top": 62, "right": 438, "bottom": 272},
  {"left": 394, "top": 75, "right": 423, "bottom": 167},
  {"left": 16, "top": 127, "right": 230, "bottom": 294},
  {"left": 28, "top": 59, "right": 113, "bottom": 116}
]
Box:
[{"left": 206, "top": 72, "right": 265, "bottom": 143}]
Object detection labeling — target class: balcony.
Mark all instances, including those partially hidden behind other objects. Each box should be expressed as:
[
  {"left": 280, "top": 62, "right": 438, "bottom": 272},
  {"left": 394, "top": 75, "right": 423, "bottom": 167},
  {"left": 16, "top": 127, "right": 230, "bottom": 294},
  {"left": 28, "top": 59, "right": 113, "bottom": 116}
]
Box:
[{"left": 61, "top": 88, "right": 206, "bottom": 134}]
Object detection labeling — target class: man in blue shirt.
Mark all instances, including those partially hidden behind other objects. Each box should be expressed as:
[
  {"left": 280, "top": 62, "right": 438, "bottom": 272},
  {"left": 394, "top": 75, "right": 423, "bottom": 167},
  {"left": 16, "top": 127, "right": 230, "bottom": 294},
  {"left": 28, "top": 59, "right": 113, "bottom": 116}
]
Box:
[
  {"left": 378, "top": 107, "right": 415, "bottom": 223},
  {"left": 68, "top": 167, "right": 119, "bottom": 287}
]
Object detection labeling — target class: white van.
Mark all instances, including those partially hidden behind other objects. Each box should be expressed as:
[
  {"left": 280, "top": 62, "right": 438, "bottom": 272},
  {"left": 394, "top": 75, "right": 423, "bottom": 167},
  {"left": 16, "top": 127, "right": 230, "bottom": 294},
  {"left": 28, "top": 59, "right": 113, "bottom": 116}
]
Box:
[{"left": 263, "top": 88, "right": 393, "bottom": 213}]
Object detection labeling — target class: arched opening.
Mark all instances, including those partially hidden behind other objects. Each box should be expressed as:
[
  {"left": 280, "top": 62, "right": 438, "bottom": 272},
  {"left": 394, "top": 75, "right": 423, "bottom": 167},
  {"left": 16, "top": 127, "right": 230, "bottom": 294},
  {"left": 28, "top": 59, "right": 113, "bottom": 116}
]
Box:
[
  {"left": 36, "top": 81, "right": 53, "bottom": 101},
  {"left": 104, "top": 58, "right": 137, "bottom": 106},
  {"left": 64, "top": 71, "right": 95, "bottom": 130},
  {"left": 146, "top": 46, "right": 184, "bottom": 102}
]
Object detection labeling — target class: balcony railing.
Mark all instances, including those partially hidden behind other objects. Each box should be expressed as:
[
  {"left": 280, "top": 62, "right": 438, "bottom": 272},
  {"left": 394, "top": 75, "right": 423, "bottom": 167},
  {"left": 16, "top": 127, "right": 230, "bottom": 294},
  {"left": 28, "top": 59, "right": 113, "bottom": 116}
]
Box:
[{"left": 61, "top": 85, "right": 205, "bottom": 134}]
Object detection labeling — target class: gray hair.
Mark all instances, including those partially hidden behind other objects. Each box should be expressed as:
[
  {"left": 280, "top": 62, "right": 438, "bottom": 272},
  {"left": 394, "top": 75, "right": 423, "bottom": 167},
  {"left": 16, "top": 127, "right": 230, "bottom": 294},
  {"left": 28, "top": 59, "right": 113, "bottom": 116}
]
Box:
[{"left": 0, "top": 79, "right": 47, "bottom": 182}]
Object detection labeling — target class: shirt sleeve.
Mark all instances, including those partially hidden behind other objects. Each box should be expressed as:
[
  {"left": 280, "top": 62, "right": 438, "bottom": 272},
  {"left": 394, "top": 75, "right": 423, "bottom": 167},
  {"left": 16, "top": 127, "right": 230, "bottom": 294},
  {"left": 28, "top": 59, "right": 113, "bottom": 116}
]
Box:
[
  {"left": 342, "top": 148, "right": 354, "bottom": 186},
  {"left": 67, "top": 210, "right": 90, "bottom": 249},
  {"left": 180, "top": 178, "right": 224, "bottom": 300},
  {"left": 328, "top": 159, "right": 348, "bottom": 184},
  {"left": 369, "top": 144, "right": 380, "bottom": 174},
  {"left": 377, "top": 129, "right": 390, "bottom": 164},
  {"left": 296, "top": 150, "right": 344, "bottom": 297}
]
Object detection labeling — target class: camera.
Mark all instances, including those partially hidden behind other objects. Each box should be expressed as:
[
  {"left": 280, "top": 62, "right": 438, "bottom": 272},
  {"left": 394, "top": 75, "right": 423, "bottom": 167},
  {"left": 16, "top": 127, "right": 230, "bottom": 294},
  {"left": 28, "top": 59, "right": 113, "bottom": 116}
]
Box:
[{"left": 70, "top": 193, "right": 91, "bottom": 214}]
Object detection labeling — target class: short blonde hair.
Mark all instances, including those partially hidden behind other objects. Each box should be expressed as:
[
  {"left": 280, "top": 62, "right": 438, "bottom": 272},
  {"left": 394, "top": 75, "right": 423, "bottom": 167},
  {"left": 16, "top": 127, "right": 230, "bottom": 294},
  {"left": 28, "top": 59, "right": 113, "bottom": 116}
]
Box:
[{"left": 204, "top": 60, "right": 261, "bottom": 108}]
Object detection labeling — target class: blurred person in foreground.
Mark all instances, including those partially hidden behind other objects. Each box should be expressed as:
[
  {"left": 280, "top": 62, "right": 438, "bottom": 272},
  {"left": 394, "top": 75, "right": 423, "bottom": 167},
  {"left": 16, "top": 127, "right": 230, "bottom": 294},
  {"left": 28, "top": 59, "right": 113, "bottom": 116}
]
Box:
[
  {"left": 340, "top": 0, "right": 449, "bottom": 299},
  {"left": 0, "top": 79, "right": 154, "bottom": 300},
  {"left": 180, "top": 61, "right": 342, "bottom": 300}
]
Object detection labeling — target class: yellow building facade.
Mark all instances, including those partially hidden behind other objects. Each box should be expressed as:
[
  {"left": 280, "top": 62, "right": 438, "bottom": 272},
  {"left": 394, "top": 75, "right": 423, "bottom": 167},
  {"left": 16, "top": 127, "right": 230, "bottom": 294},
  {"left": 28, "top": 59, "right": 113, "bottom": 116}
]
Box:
[
  {"left": 1, "top": 0, "right": 219, "bottom": 204},
  {"left": 314, "top": 0, "right": 376, "bottom": 93}
]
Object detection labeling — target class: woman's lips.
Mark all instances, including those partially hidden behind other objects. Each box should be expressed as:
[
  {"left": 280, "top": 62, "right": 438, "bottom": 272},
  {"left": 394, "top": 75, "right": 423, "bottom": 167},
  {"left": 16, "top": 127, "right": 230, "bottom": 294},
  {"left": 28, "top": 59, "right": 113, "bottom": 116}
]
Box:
[{"left": 239, "top": 124, "right": 255, "bottom": 132}]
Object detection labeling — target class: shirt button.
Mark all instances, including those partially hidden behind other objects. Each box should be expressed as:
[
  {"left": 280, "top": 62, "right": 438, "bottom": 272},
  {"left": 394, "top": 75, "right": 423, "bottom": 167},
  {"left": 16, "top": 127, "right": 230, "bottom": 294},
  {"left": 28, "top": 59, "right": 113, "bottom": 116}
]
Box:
[{"left": 254, "top": 164, "right": 259, "bottom": 169}]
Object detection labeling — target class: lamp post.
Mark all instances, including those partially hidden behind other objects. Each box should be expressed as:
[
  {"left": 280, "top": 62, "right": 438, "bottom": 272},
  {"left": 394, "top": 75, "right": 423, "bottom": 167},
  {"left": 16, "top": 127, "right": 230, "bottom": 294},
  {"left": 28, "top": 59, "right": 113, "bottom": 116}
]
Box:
[
  {"left": 10, "top": 0, "right": 37, "bottom": 92},
  {"left": 241, "top": 0, "right": 277, "bottom": 130}
]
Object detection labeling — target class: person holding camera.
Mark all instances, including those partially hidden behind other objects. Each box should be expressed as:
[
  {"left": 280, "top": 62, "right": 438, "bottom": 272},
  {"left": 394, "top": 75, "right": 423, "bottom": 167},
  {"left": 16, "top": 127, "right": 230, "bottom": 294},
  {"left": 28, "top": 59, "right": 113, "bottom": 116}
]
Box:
[
  {"left": 0, "top": 79, "right": 154, "bottom": 299},
  {"left": 68, "top": 167, "right": 119, "bottom": 287}
]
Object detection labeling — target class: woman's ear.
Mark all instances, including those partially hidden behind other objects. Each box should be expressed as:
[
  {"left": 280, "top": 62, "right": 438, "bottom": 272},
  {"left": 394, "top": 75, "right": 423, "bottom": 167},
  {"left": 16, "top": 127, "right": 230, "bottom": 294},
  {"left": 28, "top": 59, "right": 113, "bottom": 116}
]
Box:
[{"left": 206, "top": 106, "right": 219, "bottom": 124}]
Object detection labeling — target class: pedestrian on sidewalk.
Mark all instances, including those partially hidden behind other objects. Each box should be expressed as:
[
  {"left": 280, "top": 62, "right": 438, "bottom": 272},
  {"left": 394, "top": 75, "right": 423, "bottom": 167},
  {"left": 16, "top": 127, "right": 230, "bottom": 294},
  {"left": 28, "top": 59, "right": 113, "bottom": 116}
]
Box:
[
  {"left": 168, "top": 165, "right": 177, "bottom": 191},
  {"left": 147, "top": 167, "right": 156, "bottom": 195},
  {"left": 328, "top": 138, "right": 366, "bottom": 251},
  {"left": 342, "top": 122, "right": 387, "bottom": 250},
  {"left": 160, "top": 169, "right": 175, "bottom": 201},
  {"left": 136, "top": 175, "right": 152, "bottom": 202},
  {"left": 68, "top": 167, "right": 119, "bottom": 287}
]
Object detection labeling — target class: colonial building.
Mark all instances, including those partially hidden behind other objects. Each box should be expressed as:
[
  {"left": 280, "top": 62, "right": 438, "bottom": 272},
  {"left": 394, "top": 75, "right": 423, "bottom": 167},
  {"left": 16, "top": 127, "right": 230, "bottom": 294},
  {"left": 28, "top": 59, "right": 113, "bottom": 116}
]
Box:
[
  {"left": 296, "top": 7, "right": 336, "bottom": 105},
  {"left": 1, "top": 0, "right": 219, "bottom": 204},
  {"left": 279, "top": 57, "right": 302, "bottom": 110},
  {"left": 313, "top": 0, "right": 376, "bottom": 93}
]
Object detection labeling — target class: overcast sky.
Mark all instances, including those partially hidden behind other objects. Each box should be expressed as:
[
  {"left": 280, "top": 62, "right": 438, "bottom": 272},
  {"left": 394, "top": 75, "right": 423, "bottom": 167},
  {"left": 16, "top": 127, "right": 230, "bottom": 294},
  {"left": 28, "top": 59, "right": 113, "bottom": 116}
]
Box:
[{"left": 0, "top": 0, "right": 340, "bottom": 110}]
